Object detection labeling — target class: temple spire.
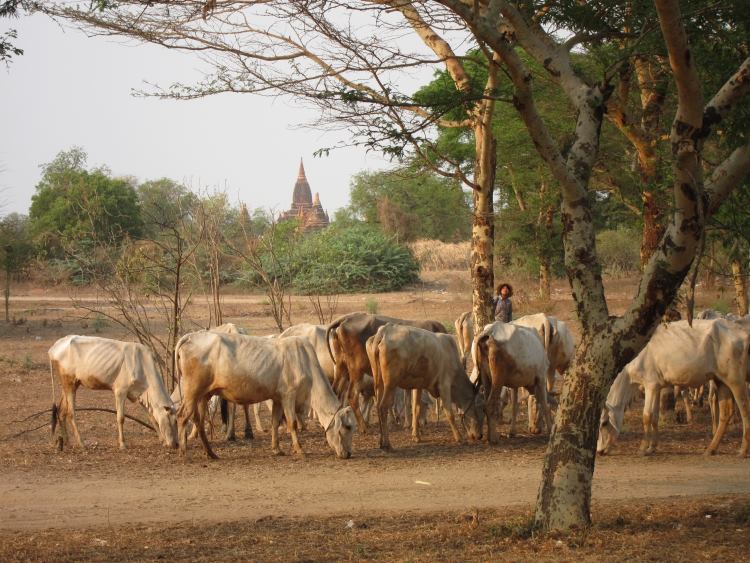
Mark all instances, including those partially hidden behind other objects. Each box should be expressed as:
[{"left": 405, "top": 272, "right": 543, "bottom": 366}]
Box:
[{"left": 298, "top": 158, "right": 306, "bottom": 180}]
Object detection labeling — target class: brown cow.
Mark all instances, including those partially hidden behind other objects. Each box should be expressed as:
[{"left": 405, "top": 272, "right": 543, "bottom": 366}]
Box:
[
  {"left": 326, "top": 312, "right": 446, "bottom": 432},
  {"left": 366, "top": 323, "right": 483, "bottom": 450}
]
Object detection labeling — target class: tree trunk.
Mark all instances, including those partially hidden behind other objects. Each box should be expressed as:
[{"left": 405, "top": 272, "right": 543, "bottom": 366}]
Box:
[
  {"left": 640, "top": 190, "right": 666, "bottom": 266},
  {"left": 534, "top": 331, "right": 618, "bottom": 530},
  {"left": 732, "top": 258, "right": 749, "bottom": 316},
  {"left": 470, "top": 154, "right": 495, "bottom": 329}
]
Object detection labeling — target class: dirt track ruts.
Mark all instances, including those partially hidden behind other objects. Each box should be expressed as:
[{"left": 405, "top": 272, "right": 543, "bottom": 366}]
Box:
[{"left": 2, "top": 452, "right": 748, "bottom": 530}]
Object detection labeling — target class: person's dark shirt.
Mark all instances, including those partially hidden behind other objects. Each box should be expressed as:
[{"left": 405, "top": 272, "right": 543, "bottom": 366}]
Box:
[{"left": 493, "top": 296, "right": 512, "bottom": 323}]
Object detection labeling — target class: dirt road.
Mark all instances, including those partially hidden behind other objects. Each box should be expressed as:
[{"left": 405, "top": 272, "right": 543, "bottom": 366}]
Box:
[{"left": 3, "top": 446, "right": 748, "bottom": 531}]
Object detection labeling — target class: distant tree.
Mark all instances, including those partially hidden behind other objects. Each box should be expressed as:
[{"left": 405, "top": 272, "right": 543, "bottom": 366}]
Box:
[
  {"left": 0, "top": 212, "right": 33, "bottom": 321},
  {"left": 29, "top": 148, "right": 142, "bottom": 257},
  {"left": 348, "top": 168, "right": 471, "bottom": 242}
]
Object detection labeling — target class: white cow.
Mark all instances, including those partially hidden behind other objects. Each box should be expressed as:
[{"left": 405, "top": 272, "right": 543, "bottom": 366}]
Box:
[
  {"left": 49, "top": 335, "right": 178, "bottom": 450},
  {"left": 472, "top": 322, "right": 552, "bottom": 443},
  {"left": 173, "top": 323, "right": 257, "bottom": 441},
  {"left": 597, "top": 319, "right": 750, "bottom": 456},
  {"left": 513, "top": 313, "right": 576, "bottom": 432},
  {"left": 175, "top": 331, "right": 357, "bottom": 459}
]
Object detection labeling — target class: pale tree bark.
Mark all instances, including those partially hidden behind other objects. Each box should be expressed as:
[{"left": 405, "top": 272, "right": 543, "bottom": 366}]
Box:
[{"left": 393, "top": 3, "right": 498, "bottom": 328}]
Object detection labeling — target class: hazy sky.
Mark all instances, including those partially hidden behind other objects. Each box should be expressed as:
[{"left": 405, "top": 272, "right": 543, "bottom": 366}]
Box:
[{"left": 0, "top": 13, "right": 391, "bottom": 217}]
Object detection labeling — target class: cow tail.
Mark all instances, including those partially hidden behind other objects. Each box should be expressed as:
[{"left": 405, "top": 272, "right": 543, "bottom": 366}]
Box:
[
  {"left": 49, "top": 357, "right": 59, "bottom": 437},
  {"left": 325, "top": 320, "right": 341, "bottom": 365},
  {"left": 476, "top": 333, "right": 494, "bottom": 405},
  {"left": 367, "top": 329, "right": 383, "bottom": 403}
]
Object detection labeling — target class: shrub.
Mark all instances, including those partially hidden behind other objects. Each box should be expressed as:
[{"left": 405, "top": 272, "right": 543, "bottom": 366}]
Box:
[
  {"left": 365, "top": 297, "right": 379, "bottom": 314},
  {"left": 293, "top": 223, "right": 420, "bottom": 294},
  {"left": 596, "top": 227, "right": 641, "bottom": 276}
]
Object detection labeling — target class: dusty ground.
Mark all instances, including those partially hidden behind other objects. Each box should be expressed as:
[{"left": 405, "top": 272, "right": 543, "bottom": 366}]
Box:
[{"left": 1, "top": 272, "right": 748, "bottom": 560}]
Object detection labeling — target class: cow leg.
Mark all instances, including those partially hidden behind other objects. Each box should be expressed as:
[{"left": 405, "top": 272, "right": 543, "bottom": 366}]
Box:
[
  {"left": 411, "top": 389, "right": 422, "bottom": 443},
  {"left": 177, "top": 403, "right": 190, "bottom": 456},
  {"left": 282, "top": 397, "right": 305, "bottom": 457},
  {"left": 640, "top": 386, "right": 659, "bottom": 455},
  {"left": 679, "top": 386, "right": 693, "bottom": 423},
  {"left": 377, "top": 386, "right": 396, "bottom": 451},
  {"left": 114, "top": 389, "right": 127, "bottom": 450},
  {"left": 64, "top": 387, "right": 84, "bottom": 449},
  {"left": 242, "top": 404, "right": 254, "bottom": 440},
  {"left": 360, "top": 394, "right": 373, "bottom": 426},
  {"left": 706, "top": 383, "right": 734, "bottom": 455},
  {"left": 254, "top": 402, "right": 266, "bottom": 433},
  {"left": 723, "top": 379, "right": 750, "bottom": 457},
  {"left": 195, "top": 405, "right": 219, "bottom": 460},
  {"left": 349, "top": 377, "right": 368, "bottom": 434},
  {"left": 403, "top": 389, "right": 413, "bottom": 430},
  {"left": 509, "top": 388, "right": 518, "bottom": 437},
  {"left": 270, "top": 400, "right": 284, "bottom": 455},
  {"left": 527, "top": 393, "right": 540, "bottom": 434},
  {"left": 709, "top": 381, "right": 719, "bottom": 434},
  {"left": 187, "top": 399, "right": 203, "bottom": 441},
  {"left": 534, "top": 382, "right": 554, "bottom": 435},
  {"left": 438, "top": 381, "right": 462, "bottom": 443},
  {"left": 224, "top": 402, "right": 237, "bottom": 441},
  {"left": 546, "top": 363, "right": 556, "bottom": 396}
]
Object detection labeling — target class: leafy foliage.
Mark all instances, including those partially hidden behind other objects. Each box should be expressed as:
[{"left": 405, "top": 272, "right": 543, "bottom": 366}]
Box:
[
  {"left": 0, "top": 213, "right": 34, "bottom": 279},
  {"left": 29, "top": 148, "right": 143, "bottom": 257},
  {"left": 348, "top": 168, "right": 471, "bottom": 242},
  {"left": 293, "top": 222, "right": 420, "bottom": 294}
]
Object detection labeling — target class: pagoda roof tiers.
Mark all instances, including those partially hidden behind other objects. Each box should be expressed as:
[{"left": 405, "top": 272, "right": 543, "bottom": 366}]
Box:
[
  {"left": 280, "top": 158, "right": 330, "bottom": 231},
  {"left": 292, "top": 159, "right": 313, "bottom": 206}
]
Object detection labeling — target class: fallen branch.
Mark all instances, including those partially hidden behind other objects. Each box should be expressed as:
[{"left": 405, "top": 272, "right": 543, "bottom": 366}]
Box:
[
  {"left": 0, "top": 422, "right": 50, "bottom": 442},
  {"left": 10, "top": 407, "right": 155, "bottom": 432}
]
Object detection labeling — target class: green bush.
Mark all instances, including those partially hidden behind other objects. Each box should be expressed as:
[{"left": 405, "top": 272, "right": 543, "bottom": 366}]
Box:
[
  {"left": 596, "top": 227, "right": 641, "bottom": 275},
  {"left": 294, "top": 223, "right": 420, "bottom": 294}
]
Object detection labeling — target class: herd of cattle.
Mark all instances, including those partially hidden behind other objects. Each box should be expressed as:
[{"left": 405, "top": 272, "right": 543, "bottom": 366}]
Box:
[{"left": 46, "top": 308, "right": 750, "bottom": 461}]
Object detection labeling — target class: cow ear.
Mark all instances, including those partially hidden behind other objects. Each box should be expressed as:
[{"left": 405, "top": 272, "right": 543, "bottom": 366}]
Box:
[{"left": 164, "top": 405, "right": 173, "bottom": 413}]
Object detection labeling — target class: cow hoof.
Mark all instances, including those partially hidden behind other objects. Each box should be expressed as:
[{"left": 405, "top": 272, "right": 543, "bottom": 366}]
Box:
[
  {"left": 411, "top": 436, "right": 420, "bottom": 443},
  {"left": 207, "top": 452, "right": 219, "bottom": 460},
  {"left": 272, "top": 449, "right": 285, "bottom": 456},
  {"left": 704, "top": 448, "right": 717, "bottom": 457},
  {"left": 243, "top": 434, "right": 254, "bottom": 441},
  {"left": 379, "top": 444, "right": 392, "bottom": 452},
  {"left": 529, "top": 428, "right": 541, "bottom": 435},
  {"left": 738, "top": 450, "right": 748, "bottom": 458},
  {"left": 119, "top": 444, "right": 126, "bottom": 451},
  {"left": 226, "top": 434, "right": 237, "bottom": 442}
]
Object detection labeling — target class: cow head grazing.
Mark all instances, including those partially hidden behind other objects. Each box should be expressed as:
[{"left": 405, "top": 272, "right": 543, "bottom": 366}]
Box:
[
  {"left": 154, "top": 404, "right": 179, "bottom": 449},
  {"left": 596, "top": 410, "right": 617, "bottom": 455},
  {"left": 325, "top": 406, "right": 357, "bottom": 459},
  {"left": 461, "top": 392, "right": 485, "bottom": 441}
]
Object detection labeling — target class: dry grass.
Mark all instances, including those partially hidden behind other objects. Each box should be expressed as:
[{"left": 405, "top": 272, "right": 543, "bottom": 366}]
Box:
[
  {"left": 1, "top": 495, "right": 749, "bottom": 562},
  {"left": 409, "top": 239, "right": 470, "bottom": 271}
]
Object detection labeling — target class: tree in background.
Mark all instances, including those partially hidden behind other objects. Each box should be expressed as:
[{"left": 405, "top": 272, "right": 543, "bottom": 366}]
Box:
[
  {"left": 348, "top": 168, "right": 471, "bottom": 242},
  {"left": 0, "top": 213, "right": 33, "bottom": 321},
  {"left": 29, "top": 148, "right": 142, "bottom": 259}
]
